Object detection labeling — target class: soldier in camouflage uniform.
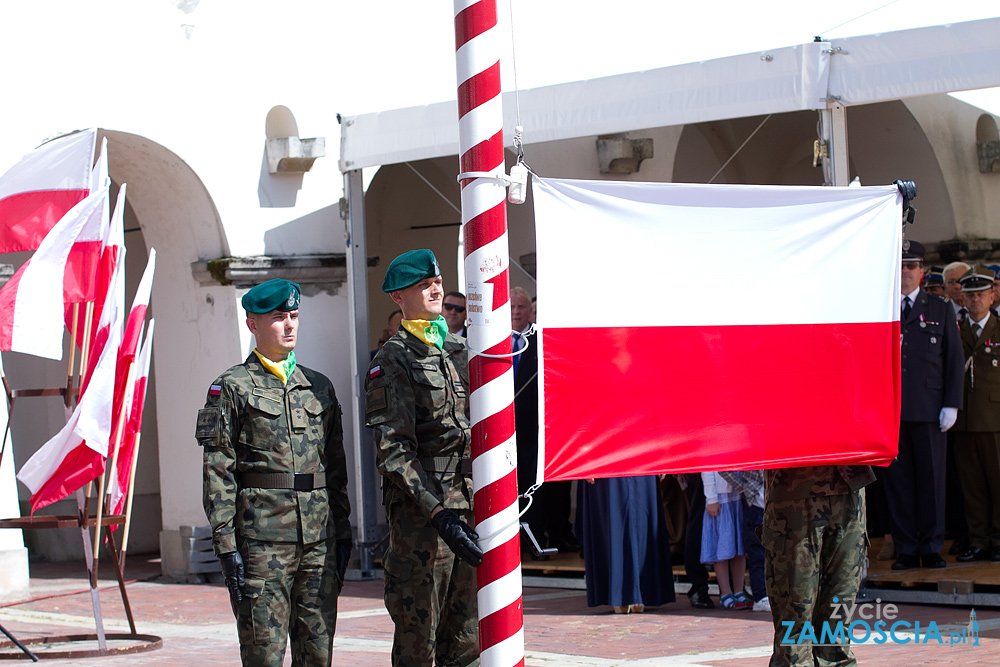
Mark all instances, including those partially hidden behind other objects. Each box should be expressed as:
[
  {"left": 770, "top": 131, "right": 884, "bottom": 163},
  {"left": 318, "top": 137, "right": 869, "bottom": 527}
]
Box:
[
  {"left": 198, "top": 278, "right": 352, "bottom": 667},
  {"left": 366, "top": 249, "right": 483, "bottom": 667},
  {"left": 762, "top": 465, "right": 875, "bottom": 667}
]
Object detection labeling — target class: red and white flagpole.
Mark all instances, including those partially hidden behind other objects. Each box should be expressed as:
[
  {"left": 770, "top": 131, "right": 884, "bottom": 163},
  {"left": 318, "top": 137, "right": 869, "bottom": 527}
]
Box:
[{"left": 453, "top": 2, "right": 524, "bottom": 665}]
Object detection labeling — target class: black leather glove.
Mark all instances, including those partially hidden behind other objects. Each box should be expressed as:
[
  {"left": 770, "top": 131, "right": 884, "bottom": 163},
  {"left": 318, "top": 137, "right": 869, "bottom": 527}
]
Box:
[
  {"left": 219, "top": 551, "right": 244, "bottom": 617},
  {"left": 431, "top": 509, "right": 483, "bottom": 567},
  {"left": 335, "top": 539, "right": 353, "bottom": 583}
]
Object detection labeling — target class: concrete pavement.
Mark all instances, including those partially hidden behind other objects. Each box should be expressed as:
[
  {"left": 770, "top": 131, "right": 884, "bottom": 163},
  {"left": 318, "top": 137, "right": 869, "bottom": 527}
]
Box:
[{"left": 0, "top": 555, "right": 997, "bottom": 665}]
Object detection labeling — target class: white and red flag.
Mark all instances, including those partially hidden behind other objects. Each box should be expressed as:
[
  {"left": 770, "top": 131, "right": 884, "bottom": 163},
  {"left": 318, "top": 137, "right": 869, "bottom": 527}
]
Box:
[
  {"left": 64, "top": 137, "right": 110, "bottom": 305},
  {"left": 108, "top": 248, "right": 155, "bottom": 455},
  {"left": 109, "top": 318, "right": 154, "bottom": 516},
  {"left": 0, "top": 129, "right": 96, "bottom": 253},
  {"left": 16, "top": 248, "right": 125, "bottom": 512},
  {"left": 0, "top": 186, "right": 110, "bottom": 360},
  {"left": 532, "top": 177, "right": 902, "bottom": 482}
]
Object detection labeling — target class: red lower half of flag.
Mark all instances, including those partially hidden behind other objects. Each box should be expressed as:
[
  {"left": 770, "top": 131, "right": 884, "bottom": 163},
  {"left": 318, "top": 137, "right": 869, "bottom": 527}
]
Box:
[
  {"left": 0, "top": 189, "right": 88, "bottom": 253},
  {"left": 541, "top": 322, "right": 901, "bottom": 481},
  {"left": 28, "top": 444, "right": 105, "bottom": 514}
]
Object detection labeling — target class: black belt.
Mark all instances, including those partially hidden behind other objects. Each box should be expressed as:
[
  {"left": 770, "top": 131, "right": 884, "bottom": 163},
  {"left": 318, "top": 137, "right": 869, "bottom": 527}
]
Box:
[
  {"left": 418, "top": 457, "right": 472, "bottom": 475},
  {"left": 239, "top": 472, "right": 327, "bottom": 491}
]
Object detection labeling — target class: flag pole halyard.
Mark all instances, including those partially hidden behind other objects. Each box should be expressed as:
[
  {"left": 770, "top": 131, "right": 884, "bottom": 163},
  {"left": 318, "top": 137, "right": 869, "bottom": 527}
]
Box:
[{"left": 453, "top": 2, "right": 525, "bottom": 664}]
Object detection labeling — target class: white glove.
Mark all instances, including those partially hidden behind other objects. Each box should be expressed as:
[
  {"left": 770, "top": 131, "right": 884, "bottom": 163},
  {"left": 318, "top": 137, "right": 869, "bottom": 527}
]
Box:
[{"left": 939, "top": 407, "right": 958, "bottom": 432}]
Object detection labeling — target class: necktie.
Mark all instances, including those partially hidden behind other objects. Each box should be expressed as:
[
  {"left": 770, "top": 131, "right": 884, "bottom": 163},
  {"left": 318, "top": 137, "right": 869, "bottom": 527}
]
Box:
[
  {"left": 959, "top": 307, "right": 968, "bottom": 321},
  {"left": 902, "top": 296, "right": 911, "bottom": 320},
  {"left": 972, "top": 322, "right": 982, "bottom": 339}
]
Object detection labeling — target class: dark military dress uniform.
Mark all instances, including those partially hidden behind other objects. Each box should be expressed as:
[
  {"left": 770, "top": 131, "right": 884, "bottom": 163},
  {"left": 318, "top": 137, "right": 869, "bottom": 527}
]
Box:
[
  {"left": 884, "top": 288, "right": 963, "bottom": 561},
  {"left": 199, "top": 353, "right": 351, "bottom": 666},
  {"left": 366, "top": 328, "right": 479, "bottom": 667},
  {"left": 953, "top": 312, "right": 1000, "bottom": 557},
  {"left": 763, "top": 465, "right": 875, "bottom": 667}
]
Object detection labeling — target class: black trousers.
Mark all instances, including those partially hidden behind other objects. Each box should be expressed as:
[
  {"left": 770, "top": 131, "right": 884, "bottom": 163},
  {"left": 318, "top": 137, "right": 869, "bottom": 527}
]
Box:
[
  {"left": 684, "top": 473, "right": 710, "bottom": 592},
  {"left": 883, "top": 420, "right": 947, "bottom": 556}
]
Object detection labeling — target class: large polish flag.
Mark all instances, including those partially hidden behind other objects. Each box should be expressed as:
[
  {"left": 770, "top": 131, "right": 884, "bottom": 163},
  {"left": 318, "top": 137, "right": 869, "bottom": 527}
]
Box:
[
  {"left": 532, "top": 177, "right": 902, "bottom": 483},
  {"left": 0, "top": 129, "right": 96, "bottom": 253},
  {"left": 0, "top": 186, "right": 110, "bottom": 360},
  {"left": 17, "top": 252, "right": 125, "bottom": 512}
]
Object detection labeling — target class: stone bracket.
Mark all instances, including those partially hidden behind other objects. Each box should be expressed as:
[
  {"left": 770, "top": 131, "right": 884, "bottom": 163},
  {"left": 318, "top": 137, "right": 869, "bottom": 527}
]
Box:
[
  {"left": 266, "top": 137, "right": 325, "bottom": 174},
  {"left": 190, "top": 254, "right": 378, "bottom": 289},
  {"left": 597, "top": 134, "right": 653, "bottom": 174}
]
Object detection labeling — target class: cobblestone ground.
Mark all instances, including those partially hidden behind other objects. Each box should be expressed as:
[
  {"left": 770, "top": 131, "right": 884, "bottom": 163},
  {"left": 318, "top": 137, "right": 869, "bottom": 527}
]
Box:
[{"left": 0, "top": 557, "right": 997, "bottom": 666}]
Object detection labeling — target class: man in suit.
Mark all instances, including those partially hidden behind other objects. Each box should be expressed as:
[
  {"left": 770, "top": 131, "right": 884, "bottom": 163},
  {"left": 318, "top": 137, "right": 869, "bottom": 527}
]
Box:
[
  {"left": 883, "top": 240, "right": 964, "bottom": 569},
  {"left": 511, "top": 288, "right": 578, "bottom": 556},
  {"left": 952, "top": 266, "right": 1000, "bottom": 563}
]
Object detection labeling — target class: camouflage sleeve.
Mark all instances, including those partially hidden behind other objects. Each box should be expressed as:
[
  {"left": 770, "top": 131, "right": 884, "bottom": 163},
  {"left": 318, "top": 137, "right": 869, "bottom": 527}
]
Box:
[
  {"left": 323, "top": 383, "right": 352, "bottom": 542},
  {"left": 365, "top": 351, "right": 442, "bottom": 518},
  {"left": 197, "top": 377, "right": 240, "bottom": 555}
]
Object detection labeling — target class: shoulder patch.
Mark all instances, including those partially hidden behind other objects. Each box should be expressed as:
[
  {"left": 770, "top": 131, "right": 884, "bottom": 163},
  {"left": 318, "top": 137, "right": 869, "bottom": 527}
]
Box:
[
  {"left": 369, "top": 365, "right": 381, "bottom": 379},
  {"left": 208, "top": 384, "right": 222, "bottom": 396},
  {"left": 367, "top": 386, "right": 387, "bottom": 413}
]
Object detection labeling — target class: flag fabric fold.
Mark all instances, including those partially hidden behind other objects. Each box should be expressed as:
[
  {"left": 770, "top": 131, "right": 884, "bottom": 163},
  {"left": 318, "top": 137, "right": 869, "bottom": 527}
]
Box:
[
  {"left": 0, "top": 129, "right": 96, "bottom": 253},
  {"left": 64, "top": 137, "right": 110, "bottom": 305},
  {"left": 16, "top": 253, "right": 126, "bottom": 512},
  {"left": 0, "top": 186, "right": 110, "bottom": 360},
  {"left": 109, "top": 319, "right": 154, "bottom": 516},
  {"left": 532, "top": 177, "right": 902, "bottom": 483}
]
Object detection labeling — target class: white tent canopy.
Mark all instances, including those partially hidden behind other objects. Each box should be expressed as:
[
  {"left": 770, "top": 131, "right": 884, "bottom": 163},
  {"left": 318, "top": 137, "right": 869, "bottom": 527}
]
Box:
[
  {"left": 340, "top": 17, "right": 1000, "bottom": 171},
  {"left": 338, "top": 16, "right": 1000, "bottom": 575}
]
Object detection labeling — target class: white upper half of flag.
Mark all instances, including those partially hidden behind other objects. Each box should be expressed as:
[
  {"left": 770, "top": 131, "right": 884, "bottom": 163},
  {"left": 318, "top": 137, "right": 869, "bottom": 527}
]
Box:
[
  {"left": 136, "top": 319, "right": 155, "bottom": 382},
  {"left": 0, "top": 129, "right": 96, "bottom": 198},
  {"left": 75, "top": 277, "right": 124, "bottom": 455},
  {"left": 532, "top": 177, "right": 902, "bottom": 329}
]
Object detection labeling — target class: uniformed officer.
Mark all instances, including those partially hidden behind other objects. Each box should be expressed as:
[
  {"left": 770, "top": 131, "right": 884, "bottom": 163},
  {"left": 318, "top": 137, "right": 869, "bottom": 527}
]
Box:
[
  {"left": 198, "top": 278, "right": 352, "bottom": 667},
  {"left": 883, "top": 240, "right": 964, "bottom": 570},
  {"left": 952, "top": 266, "right": 1000, "bottom": 563},
  {"left": 365, "top": 249, "right": 482, "bottom": 667},
  {"left": 763, "top": 465, "right": 875, "bottom": 667}
]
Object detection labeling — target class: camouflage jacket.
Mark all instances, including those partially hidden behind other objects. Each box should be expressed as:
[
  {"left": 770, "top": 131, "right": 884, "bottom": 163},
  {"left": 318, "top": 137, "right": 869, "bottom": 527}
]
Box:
[
  {"left": 197, "top": 353, "right": 351, "bottom": 555},
  {"left": 764, "top": 465, "right": 875, "bottom": 502},
  {"left": 365, "top": 329, "right": 472, "bottom": 518}
]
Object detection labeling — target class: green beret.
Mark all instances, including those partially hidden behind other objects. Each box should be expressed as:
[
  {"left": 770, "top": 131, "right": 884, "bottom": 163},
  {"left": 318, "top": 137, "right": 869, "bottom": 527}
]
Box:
[
  {"left": 242, "top": 279, "right": 301, "bottom": 314},
  {"left": 381, "top": 249, "right": 441, "bottom": 293}
]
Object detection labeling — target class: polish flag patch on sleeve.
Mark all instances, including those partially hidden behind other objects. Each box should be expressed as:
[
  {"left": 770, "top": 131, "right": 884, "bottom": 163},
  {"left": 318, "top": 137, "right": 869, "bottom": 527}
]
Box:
[
  {"left": 369, "top": 365, "right": 381, "bottom": 379},
  {"left": 208, "top": 384, "right": 222, "bottom": 396}
]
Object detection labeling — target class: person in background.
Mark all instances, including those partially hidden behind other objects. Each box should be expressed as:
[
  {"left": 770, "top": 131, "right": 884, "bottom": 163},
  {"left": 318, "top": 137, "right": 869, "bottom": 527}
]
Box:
[
  {"left": 952, "top": 266, "right": 1000, "bottom": 563},
  {"left": 442, "top": 291, "right": 467, "bottom": 337},
  {"left": 376, "top": 309, "right": 404, "bottom": 351},
  {"left": 719, "top": 470, "right": 768, "bottom": 612},
  {"left": 578, "top": 475, "right": 674, "bottom": 614},
  {"left": 884, "top": 240, "right": 963, "bottom": 570},
  {"left": 943, "top": 261, "right": 972, "bottom": 321},
  {"left": 923, "top": 267, "right": 945, "bottom": 297},
  {"left": 701, "top": 471, "right": 751, "bottom": 610}
]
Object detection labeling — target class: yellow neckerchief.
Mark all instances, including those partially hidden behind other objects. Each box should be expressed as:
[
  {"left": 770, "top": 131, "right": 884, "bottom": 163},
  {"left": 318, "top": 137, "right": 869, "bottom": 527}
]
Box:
[
  {"left": 401, "top": 316, "right": 448, "bottom": 350},
  {"left": 253, "top": 349, "right": 297, "bottom": 384}
]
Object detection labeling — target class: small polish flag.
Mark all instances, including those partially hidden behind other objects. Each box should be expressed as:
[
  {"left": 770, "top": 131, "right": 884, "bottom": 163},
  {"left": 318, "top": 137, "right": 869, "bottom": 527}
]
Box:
[{"left": 369, "top": 365, "right": 381, "bottom": 378}]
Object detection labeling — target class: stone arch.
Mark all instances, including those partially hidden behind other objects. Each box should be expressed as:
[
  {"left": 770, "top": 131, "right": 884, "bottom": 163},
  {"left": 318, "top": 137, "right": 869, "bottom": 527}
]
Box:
[{"left": 100, "top": 130, "right": 242, "bottom": 567}]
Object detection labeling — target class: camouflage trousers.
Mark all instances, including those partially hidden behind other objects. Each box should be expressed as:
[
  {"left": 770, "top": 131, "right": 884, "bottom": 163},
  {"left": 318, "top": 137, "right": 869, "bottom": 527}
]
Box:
[
  {"left": 383, "top": 499, "right": 479, "bottom": 667},
  {"left": 763, "top": 489, "right": 868, "bottom": 667},
  {"left": 236, "top": 537, "right": 341, "bottom": 667}
]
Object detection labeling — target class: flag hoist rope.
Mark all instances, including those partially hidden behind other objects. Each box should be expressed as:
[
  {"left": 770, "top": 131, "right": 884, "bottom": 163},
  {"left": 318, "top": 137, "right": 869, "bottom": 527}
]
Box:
[{"left": 453, "top": 1, "right": 525, "bottom": 664}]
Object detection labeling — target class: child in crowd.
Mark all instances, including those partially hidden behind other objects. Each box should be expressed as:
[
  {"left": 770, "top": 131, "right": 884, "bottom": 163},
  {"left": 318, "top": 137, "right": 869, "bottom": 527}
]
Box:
[
  {"left": 701, "top": 471, "right": 752, "bottom": 609},
  {"left": 720, "top": 470, "right": 769, "bottom": 612}
]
